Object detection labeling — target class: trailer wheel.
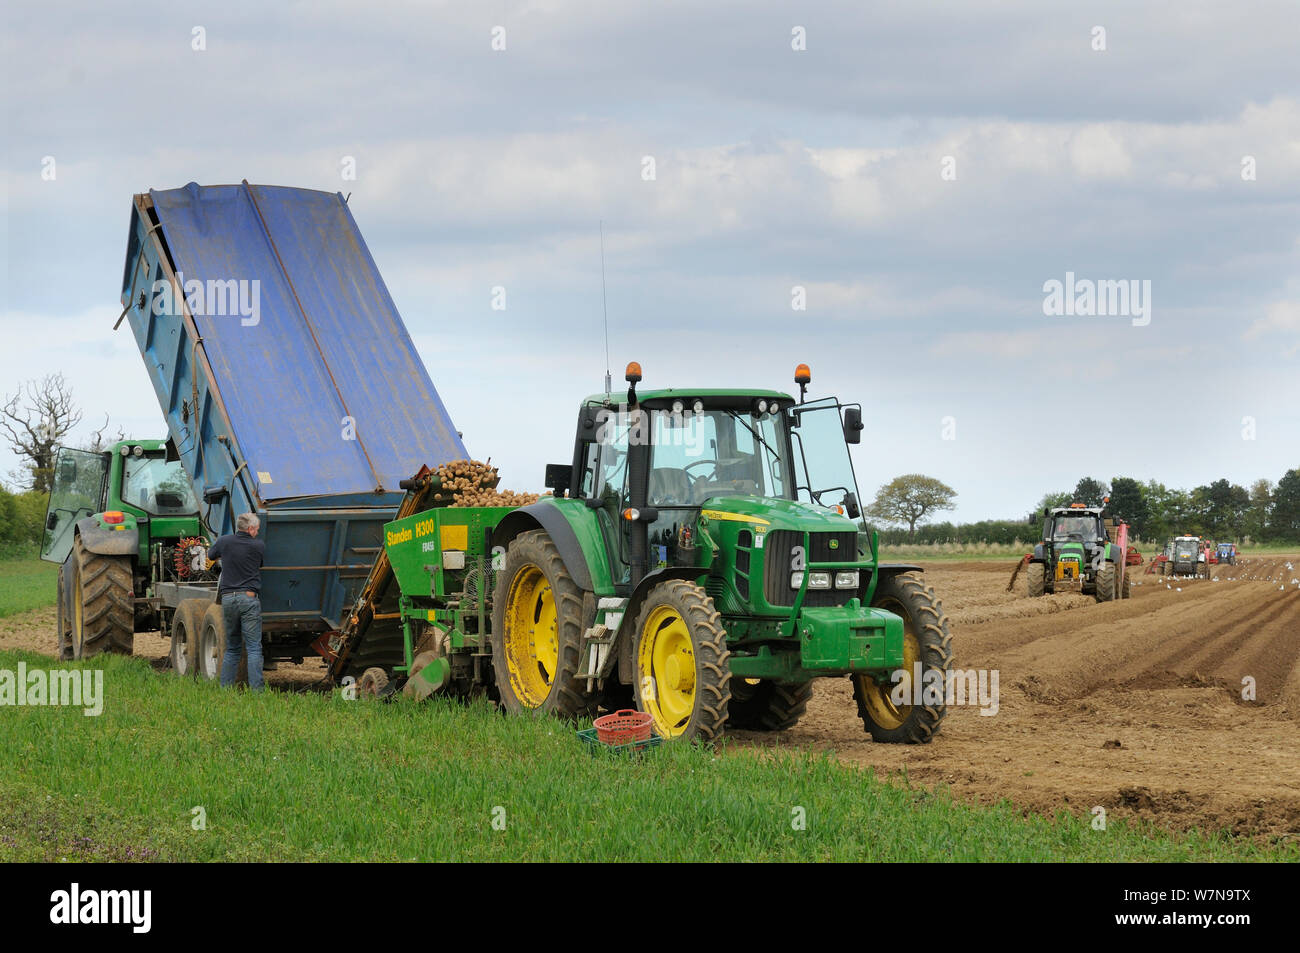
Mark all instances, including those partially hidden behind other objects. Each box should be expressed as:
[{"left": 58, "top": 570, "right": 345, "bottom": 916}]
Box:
[
  {"left": 198, "top": 603, "right": 247, "bottom": 685},
  {"left": 70, "top": 536, "right": 134, "bottom": 659},
  {"left": 169, "top": 599, "right": 207, "bottom": 677},
  {"left": 727, "top": 679, "right": 813, "bottom": 731},
  {"left": 490, "top": 530, "right": 593, "bottom": 718},
  {"left": 631, "top": 579, "right": 731, "bottom": 743},
  {"left": 853, "top": 573, "right": 952, "bottom": 744},
  {"left": 1026, "top": 562, "right": 1046, "bottom": 598}
]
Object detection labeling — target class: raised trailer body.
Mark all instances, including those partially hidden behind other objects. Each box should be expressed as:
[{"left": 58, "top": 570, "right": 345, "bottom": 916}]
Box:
[{"left": 115, "top": 182, "right": 466, "bottom": 653}]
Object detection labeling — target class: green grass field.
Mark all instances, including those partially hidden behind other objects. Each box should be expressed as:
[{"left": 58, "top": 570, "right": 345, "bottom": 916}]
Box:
[
  {"left": 0, "top": 552, "right": 57, "bottom": 618},
  {"left": 0, "top": 649, "right": 1292, "bottom": 863}
]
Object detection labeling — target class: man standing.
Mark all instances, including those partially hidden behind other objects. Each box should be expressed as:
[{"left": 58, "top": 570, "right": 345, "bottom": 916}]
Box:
[{"left": 207, "top": 512, "right": 267, "bottom": 691}]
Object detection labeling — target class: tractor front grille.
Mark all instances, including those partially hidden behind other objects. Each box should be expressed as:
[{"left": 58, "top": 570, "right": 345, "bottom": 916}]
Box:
[{"left": 762, "top": 530, "right": 858, "bottom": 607}]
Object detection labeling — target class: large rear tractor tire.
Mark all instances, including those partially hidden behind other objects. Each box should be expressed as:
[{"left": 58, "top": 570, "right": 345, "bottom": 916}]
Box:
[
  {"left": 490, "top": 530, "right": 593, "bottom": 718},
  {"left": 1095, "top": 563, "right": 1116, "bottom": 602},
  {"left": 853, "top": 573, "right": 952, "bottom": 744},
  {"left": 56, "top": 561, "right": 74, "bottom": 661},
  {"left": 70, "top": 536, "right": 134, "bottom": 659},
  {"left": 727, "top": 679, "right": 813, "bottom": 731},
  {"left": 631, "top": 579, "right": 731, "bottom": 743},
  {"left": 169, "top": 599, "right": 207, "bottom": 677},
  {"left": 1026, "top": 562, "right": 1046, "bottom": 598}
]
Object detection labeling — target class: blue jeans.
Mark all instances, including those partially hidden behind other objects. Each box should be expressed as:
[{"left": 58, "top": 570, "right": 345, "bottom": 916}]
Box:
[{"left": 220, "top": 591, "right": 264, "bottom": 691}]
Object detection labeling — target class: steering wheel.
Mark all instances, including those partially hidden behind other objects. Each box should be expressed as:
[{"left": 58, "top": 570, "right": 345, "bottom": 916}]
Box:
[{"left": 683, "top": 459, "right": 719, "bottom": 481}]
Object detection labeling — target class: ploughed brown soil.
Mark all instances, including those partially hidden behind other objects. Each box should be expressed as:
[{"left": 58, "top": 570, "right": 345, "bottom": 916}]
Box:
[
  {"left": 728, "top": 556, "right": 1300, "bottom": 841},
  {"left": 4, "top": 555, "right": 1298, "bottom": 839}
]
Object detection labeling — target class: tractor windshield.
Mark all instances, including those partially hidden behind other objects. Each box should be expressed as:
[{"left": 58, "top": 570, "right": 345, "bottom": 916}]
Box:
[
  {"left": 121, "top": 455, "right": 199, "bottom": 516},
  {"left": 648, "top": 407, "right": 789, "bottom": 505},
  {"left": 1052, "top": 515, "right": 1099, "bottom": 540}
]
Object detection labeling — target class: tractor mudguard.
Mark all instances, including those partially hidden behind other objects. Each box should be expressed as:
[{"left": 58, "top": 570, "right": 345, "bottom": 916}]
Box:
[
  {"left": 74, "top": 516, "right": 138, "bottom": 557},
  {"left": 1032, "top": 543, "right": 1046, "bottom": 561},
  {"left": 490, "top": 499, "right": 615, "bottom": 595},
  {"left": 874, "top": 562, "right": 923, "bottom": 577}
]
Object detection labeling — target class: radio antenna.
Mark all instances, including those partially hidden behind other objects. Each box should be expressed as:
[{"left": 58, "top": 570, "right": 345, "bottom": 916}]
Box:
[{"left": 600, "top": 221, "right": 611, "bottom": 397}]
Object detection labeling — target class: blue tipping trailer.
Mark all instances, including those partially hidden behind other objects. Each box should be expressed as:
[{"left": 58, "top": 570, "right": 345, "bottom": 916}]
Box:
[{"left": 113, "top": 181, "right": 466, "bottom": 663}]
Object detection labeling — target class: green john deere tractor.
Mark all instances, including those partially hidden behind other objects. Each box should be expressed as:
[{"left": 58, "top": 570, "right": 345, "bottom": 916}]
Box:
[
  {"left": 331, "top": 363, "right": 954, "bottom": 744},
  {"left": 41, "top": 440, "right": 212, "bottom": 663},
  {"left": 1025, "top": 503, "right": 1131, "bottom": 602}
]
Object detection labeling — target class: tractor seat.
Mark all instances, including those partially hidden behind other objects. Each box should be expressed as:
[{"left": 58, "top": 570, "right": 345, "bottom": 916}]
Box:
[{"left": 649, "top": 468, "right": 693, "bottom": 506}]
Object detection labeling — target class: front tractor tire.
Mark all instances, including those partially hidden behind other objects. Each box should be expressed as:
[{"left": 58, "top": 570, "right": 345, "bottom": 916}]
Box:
[
  {"left": 1026, "top": 561, "right": 1046, "bottom": 598},
  {"left": 69, "top": 536, "right": 134, "bottom": 659},
  {"left": 490, "top": 530, "right": 593, "bottom": 718},
  {"left": 631, "top": 579, "right": 731, "bottom": 743},
  {"left": 853, "top": 573, "right": 953, "bottom": 744},
  {"left": 1095, "top": 562, "right": 1116, "bottom": 602},
  {"left": 727, "top": 679, "right": 813, "bottom": 731}
]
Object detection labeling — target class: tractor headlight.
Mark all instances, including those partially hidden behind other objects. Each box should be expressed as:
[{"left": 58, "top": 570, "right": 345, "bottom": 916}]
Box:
[
  {"left": 834, "top": 571, "right": 859, "bottom": 589},
  {"left": 792, "top": 571, "right": 830, "bottom": 590}
]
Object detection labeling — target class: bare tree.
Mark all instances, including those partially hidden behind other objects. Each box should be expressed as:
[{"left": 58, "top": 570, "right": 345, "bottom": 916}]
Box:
[
  {"left": 84, "top": 413, "right": 124, "bottom": 453},
  {"left": 1, "top": 374, "right": 83, "bottom": 492}
]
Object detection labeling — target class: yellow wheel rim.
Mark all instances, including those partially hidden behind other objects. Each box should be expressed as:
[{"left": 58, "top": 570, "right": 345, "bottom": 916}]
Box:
[
  {"left": 503, "top": 564, "right": 559, "bottom": 707},
  {"left": 858, "top": 601, "right": 919, "bottom": 731},
  {"left": 638, "top": 604, "right": 696, "bottom": 738}
]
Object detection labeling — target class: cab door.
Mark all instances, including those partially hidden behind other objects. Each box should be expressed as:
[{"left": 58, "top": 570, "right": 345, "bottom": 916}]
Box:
[{"left": 40, "top": 447, "right": 110, "bottom": 564}]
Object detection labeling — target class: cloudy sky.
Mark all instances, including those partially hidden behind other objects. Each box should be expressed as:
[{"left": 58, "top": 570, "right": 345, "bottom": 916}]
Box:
[{"left": 3, "top": 1, "right": 1298, "bottom": 522}]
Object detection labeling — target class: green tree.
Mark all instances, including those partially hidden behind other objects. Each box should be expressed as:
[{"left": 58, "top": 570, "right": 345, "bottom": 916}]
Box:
[
  {"left": 1072, "top": 477, "right": 1109, "bottom": 507},
  {"left": 1107, "top": 476, "right": 1149, "bottom": 537},
  {"left": 1244, "top": 479, "right": 1273, "bottom": 542},
  {"left": 1269, "top": 469, "right": 1300, "bottom": 541},
  {"left": 1029, "top": 490, "right": 1071, "bottom": 522},
  {"left": 1193, "top": 479, "right": 1249, "bottom": 539},
  {"left": 867, "top": 474, "right": 957, "bottom": 539}
]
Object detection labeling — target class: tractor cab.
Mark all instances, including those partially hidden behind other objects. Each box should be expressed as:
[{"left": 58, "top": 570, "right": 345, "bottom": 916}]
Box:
[
  {"left": 41, "top": 439, "right": 199, "bottom": 565},
  {"left": 552, "top": 363, "right": 867, "bottom": 591},
  {"left": 1025, "top": 502, "right": 1128, "bottom": 600},
  {"left": 1048, "top": 510, "right": 1105, "bottom": 543}
]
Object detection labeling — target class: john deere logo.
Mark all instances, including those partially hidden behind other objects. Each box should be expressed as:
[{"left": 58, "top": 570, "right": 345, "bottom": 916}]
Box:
[{"left": 828, "top": 539, "right": 839, "bottom": 550}]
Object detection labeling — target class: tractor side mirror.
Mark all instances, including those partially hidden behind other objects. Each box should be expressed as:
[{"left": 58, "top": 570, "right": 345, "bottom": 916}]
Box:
[
  {"left": 844, "top": 492, "right": 861, "bottom": 521},
  {"left": 544, "top": 464, "right": 572, "bottom": 497},
  {"left": 842, "top": 407, "right": 863, "bottom": 445},
  {"left": 46, "top": 512, "right": 58, "bottom": 530}
]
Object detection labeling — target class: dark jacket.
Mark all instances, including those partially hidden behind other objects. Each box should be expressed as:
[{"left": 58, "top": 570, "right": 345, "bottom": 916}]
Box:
[{"left": 208, "top": 531, "right": 266, "bottom": 596}]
